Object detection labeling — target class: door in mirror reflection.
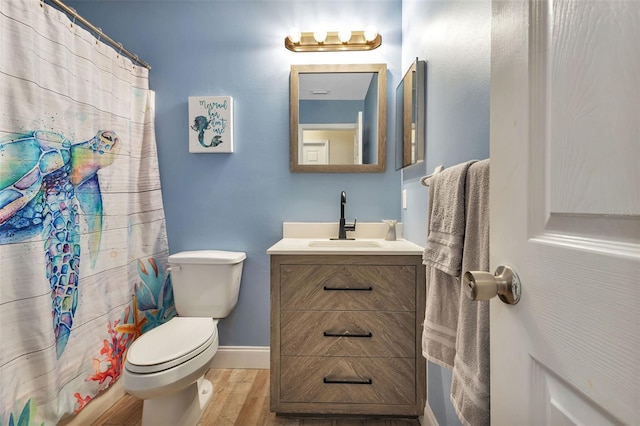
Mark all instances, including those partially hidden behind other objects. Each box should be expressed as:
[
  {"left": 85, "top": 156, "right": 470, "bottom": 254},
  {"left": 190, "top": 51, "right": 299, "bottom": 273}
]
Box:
[{"left": 299, "top": 111, "right": 364, "bottom": 165}]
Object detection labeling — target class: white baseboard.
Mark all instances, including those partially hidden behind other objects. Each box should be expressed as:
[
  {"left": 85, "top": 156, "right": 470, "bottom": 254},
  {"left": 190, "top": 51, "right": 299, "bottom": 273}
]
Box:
[
  {"left": 209, "top": 345, "right": 270, "bottom": 369},
  {"left": 420, "top": 402, "right": 439, "bottom": 426}
]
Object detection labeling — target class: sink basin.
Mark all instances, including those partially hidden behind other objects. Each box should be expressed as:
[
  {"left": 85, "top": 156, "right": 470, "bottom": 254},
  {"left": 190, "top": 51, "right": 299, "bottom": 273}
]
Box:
[{"left": 308, "top": 240, "right": 383, "bottom": 248}]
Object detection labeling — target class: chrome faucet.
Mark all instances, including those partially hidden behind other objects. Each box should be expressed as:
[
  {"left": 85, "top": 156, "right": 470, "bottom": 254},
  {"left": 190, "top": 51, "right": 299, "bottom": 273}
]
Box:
[{"left": 334, "top": 191, "right": 357, "bottom": 240}]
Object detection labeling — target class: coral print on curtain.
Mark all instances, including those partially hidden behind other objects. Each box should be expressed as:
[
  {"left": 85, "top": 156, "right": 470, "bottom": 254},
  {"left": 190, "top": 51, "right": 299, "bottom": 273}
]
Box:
[{"left": 0, "top": 1, "right": 175, "bottom": 424}]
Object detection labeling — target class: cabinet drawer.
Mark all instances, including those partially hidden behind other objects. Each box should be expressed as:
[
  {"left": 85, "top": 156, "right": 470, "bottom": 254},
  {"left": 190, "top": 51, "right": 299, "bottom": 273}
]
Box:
[
  {"left": 281, "top": 310, "right": 415, "bottom": 357},
  {"left": 280, "top": 264, "right": 415, "bottom": 311},
  {"left": 280, "top": 356, "right": 416, "bottom": 405}
]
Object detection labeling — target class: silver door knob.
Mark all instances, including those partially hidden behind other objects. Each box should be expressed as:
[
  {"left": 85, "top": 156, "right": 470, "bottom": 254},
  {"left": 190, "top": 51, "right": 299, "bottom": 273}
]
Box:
[{"left": 462, "top": 265, "right": 521, "bottom": 305}]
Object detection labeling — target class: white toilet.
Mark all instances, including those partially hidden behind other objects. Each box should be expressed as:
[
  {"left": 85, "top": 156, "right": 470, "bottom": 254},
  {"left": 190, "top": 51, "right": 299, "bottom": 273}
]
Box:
[{"left": 122, "top": 250, "right": 246, "bottom": 426}]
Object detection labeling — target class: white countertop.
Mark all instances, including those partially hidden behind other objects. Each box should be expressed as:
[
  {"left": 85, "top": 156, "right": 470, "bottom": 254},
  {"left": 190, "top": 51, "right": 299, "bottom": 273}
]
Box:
[
  {"left": 266, "top": 222, "right": 424, "bottom": 255},
  {"left": 267, "top": 237, "right": 424, "bottom": 255}
]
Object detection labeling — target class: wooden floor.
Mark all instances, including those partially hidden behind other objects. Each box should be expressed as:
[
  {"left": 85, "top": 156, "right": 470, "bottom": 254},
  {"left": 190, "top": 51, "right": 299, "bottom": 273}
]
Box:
[{"left": 90, "top": 369, "right": 420, "bottom": 426}]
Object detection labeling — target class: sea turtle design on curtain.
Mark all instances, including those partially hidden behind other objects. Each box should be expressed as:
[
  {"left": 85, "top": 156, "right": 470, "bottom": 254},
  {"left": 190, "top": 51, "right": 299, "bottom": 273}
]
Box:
[{"left": 0, "top": 130, "right": 120, "bottom": 358}]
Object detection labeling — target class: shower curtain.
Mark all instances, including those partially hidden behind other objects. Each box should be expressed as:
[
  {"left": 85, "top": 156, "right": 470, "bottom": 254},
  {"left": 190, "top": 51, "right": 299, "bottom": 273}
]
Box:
[{"left": 0, "top": 1, "right": 174, "bottom": 424}]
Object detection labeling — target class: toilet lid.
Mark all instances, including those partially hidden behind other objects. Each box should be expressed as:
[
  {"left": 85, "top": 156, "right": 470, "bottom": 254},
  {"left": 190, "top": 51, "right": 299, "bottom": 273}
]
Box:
[
  {"left": 168, "top": 250, "right": 246, "bottom": 265},
  {"left": 126, "top": 317, "right": 217, "bottom": 373}
]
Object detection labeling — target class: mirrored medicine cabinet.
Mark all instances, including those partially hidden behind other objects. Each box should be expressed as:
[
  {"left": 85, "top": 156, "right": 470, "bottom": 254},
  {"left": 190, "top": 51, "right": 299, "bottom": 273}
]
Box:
[
  {"left": 290, "top": 63, "right": 387, "bottom": 173},
  {"left": 395, "top": 58, "right": 426, "bottom": 170}
]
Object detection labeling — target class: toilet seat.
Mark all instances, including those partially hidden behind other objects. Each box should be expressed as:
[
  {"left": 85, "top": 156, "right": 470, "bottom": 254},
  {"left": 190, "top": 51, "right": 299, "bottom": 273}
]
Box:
[{"left": 126, "top": 317, "right": 217, "bottom": 374}]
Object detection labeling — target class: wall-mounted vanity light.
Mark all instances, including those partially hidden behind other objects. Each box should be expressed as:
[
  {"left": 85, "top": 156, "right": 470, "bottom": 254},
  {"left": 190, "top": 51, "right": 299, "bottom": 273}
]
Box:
[{"left": 285, "top": 27, "right": 381, "bottom": 52}]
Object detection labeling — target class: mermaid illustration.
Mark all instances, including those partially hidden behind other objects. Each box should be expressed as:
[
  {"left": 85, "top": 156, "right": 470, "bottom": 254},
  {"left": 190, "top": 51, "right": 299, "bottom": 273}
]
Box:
[
  {"left": 191, "top": 115, "right": 210, "bottom": 147},
  {"left": 190, "top": 115, "right": 222, "bottom": 147}
]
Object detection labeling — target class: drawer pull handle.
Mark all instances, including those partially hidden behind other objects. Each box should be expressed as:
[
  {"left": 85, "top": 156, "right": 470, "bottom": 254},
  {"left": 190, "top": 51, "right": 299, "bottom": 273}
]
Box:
[
  {"left": 323, "top": 286, "right": 373, "bottom": 291},
  {"left": 323, "top": 377, "right": 373, "bottom": 385},
  {"left": 323, "top": 331, "right": 373, "bottom": 338}
]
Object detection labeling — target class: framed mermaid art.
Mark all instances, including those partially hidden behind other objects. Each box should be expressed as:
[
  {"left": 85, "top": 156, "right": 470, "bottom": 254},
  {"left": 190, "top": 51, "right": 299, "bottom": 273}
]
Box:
[{"left": 188, "top": 96, "right": 234, "bottom": 153}]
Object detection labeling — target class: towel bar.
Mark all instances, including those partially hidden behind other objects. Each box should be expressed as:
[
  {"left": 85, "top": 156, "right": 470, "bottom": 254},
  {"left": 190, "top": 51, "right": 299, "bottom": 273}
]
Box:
[{"left": 420, "top": 165, "right": 444, "bottom": 186}]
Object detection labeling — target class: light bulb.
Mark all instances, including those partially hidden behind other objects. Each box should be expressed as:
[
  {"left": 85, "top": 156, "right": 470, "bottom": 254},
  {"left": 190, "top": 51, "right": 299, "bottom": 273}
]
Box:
[
  {"left": 288, "top": 28, "right": 301, "bottom": 43},
  {"left": 338, "top": 29, "right": 352, "bottom": 43},
  {"left": 364, "top": 26, "right": 378, "bottom": 42},
  {"left": 313, "top": 29, "right": 327, "bottom": 43}
]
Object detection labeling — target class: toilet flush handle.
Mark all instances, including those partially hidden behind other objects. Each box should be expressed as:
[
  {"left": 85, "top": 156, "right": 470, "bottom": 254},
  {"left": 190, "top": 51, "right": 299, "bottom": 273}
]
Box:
[{"left": 167, "top": 265, "right": 181, "bottom": 273}]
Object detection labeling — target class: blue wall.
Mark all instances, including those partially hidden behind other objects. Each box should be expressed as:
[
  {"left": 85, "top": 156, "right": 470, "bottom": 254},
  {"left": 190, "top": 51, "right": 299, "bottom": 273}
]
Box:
[
  {"left": 299, "top": 100, "right": 363, "bottom": 124},
  {"left": 400, "top": 1, "right": 491, "bottom": 424},
  {"left": 67, "top": 0, "right": 403, "bottom": 349}
]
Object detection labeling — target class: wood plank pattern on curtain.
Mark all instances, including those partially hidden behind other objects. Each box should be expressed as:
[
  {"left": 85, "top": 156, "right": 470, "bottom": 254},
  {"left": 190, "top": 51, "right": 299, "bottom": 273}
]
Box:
[{"left": 0, "top": 1, "right": 173, "bottom": 424}]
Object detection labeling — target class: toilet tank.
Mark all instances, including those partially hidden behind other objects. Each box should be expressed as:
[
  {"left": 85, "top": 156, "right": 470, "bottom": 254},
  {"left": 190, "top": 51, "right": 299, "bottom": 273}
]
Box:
[{"left": 168, "top": 250, "right": 246, "bottom": 318}]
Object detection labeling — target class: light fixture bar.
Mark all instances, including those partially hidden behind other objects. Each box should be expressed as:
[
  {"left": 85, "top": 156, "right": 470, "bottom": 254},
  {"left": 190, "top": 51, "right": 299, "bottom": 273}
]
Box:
[{"left": 285, "top": 30, "right": 382, "bottom": 52}]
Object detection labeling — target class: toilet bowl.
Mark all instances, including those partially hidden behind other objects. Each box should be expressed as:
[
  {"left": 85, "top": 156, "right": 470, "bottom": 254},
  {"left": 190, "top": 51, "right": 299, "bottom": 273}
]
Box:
[
  {"left": 123, "top": 317, "right": 219, "bottom": 425},
  {"left": 121, "top": 250, "right": 245, "bottom": 426}
]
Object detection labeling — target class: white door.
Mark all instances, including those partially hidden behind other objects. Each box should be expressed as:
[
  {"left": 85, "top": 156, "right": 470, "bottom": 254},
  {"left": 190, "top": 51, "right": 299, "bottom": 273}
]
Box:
[
  {"left": 354, "top": 111, "right": 363, "bottom": 164},
  {"left": 301, "top": 140, "right": 329, "bottom": 165},
  {"left": 490, "top": 1, "right": 639, "bottom": 425}
]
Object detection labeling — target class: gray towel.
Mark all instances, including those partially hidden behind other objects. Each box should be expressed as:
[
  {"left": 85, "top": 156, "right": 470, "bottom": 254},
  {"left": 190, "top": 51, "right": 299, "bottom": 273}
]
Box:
[
  {"left": 422, "top": 160, "right": 476, "bottom": 368},
  {"left": 422, "top": 267, "right": 459, "bottom": 368},
  {"left": 451, "top": 159, "right": 491, "bottom": 426},
  {"left": 422, "top": 161, "right": 477, "bottom": 276}
]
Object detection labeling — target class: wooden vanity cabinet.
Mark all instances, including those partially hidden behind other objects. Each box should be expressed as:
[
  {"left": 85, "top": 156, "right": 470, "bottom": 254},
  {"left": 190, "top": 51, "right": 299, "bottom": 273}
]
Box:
[{"left": 270, "top": 254, "right": 426, "bottom": 416}]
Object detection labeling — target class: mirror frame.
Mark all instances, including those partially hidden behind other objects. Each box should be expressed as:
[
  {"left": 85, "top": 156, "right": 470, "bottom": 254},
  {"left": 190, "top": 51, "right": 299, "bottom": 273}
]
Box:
[
  {"left": 395, "top": 58, "right": 426, "bottom": 170},
  {"left": 290, "top": 63, "right": 387, "bottom": 173}
]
